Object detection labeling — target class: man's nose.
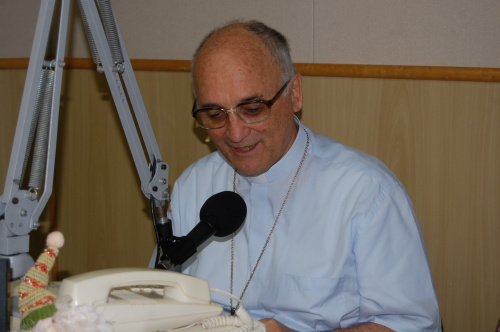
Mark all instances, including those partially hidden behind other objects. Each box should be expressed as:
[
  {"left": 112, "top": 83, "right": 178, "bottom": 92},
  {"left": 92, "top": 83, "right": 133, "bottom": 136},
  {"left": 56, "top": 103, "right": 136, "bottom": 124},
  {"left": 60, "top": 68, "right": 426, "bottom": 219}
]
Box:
[{"left": 225, "top": 112, "right": 248, "bottom": 143}]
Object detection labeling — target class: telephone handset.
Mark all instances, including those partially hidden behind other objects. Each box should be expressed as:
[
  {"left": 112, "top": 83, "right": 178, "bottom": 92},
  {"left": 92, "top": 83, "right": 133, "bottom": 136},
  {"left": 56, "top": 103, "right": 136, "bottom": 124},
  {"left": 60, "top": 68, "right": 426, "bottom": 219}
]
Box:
[{"left": 56, "top": 267, "right": 223, "bottom": 332}]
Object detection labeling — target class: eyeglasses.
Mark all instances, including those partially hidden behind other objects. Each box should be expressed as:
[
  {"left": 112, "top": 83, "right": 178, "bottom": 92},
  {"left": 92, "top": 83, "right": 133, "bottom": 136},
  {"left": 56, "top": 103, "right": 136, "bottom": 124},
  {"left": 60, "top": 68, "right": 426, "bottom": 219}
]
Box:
[{"left": 192, "top": 78, "right": 291, "bottom": 129}]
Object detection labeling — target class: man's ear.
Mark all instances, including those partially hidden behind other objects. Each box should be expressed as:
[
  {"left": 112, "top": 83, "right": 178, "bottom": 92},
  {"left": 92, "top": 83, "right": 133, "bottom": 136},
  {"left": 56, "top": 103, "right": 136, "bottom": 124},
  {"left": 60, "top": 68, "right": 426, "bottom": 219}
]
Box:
[{"left": 290, "top": 73, "right": 303, "bottom": 113}]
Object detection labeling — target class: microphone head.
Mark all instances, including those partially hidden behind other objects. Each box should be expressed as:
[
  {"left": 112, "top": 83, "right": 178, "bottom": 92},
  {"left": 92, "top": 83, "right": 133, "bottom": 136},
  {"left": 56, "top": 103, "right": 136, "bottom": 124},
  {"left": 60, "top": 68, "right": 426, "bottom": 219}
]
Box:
[{"left": 199, "top": 191, "right": 247, "bottom": 237}]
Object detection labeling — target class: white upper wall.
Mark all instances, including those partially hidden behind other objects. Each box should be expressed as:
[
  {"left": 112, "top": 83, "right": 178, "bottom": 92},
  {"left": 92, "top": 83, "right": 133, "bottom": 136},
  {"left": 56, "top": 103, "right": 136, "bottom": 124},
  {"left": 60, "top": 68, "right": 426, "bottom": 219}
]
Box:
[{"left": 1, "top": 0, "right": 499, "bottom": 68}]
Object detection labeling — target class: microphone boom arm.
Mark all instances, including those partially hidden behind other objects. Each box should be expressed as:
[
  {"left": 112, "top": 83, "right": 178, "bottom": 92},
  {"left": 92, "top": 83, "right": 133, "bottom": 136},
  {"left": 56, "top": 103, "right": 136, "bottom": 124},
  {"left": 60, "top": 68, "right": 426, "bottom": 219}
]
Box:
[
  {"left": 77, "top": 0, "right": 169, "bottom": 201},
  {"left": 0, "top": 0, "right": 169, "bottom": 278}
]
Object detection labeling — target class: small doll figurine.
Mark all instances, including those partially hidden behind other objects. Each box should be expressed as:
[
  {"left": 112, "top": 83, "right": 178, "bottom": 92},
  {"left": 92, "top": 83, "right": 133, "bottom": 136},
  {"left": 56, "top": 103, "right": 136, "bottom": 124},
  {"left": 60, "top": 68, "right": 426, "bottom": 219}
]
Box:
[{"left": 18, "top": 231, "right": 64, "bottom": 330}]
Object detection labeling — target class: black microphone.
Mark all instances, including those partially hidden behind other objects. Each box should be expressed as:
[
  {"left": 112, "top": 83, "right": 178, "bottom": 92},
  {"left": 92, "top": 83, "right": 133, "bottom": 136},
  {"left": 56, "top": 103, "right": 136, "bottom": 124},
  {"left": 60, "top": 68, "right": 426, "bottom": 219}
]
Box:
[
  {"left": 157, "top": 191, "right": 246, "bottom": 267},
  {"left": 187, "top": 191, "right": 247, "bottom": 245}
]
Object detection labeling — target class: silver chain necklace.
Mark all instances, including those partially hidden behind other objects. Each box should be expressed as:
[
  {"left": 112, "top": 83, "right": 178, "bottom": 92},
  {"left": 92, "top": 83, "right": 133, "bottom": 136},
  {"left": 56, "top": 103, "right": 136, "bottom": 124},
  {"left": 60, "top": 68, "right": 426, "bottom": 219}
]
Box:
[{"left": 230, "top": 128, "right": 309, "bottom": 314}]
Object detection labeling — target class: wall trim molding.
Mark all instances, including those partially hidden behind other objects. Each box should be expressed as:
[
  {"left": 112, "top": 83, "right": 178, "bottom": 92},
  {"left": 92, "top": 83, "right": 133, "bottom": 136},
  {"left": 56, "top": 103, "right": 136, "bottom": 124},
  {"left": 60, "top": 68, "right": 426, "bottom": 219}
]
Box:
[{"left": 1, "top": 58, "right": 499, "bottom": 82}]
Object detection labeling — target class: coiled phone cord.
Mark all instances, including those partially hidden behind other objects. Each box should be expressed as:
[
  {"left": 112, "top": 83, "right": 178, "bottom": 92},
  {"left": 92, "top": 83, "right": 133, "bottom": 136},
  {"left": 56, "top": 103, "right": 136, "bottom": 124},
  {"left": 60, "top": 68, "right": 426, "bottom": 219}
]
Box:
[{"left": 166, "top": 288, "right": 266, "bottom": 332}]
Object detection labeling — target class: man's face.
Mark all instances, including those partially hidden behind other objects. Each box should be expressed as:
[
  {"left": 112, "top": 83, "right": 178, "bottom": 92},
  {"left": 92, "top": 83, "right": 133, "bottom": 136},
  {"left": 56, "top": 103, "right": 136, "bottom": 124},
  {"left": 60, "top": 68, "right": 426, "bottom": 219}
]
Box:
[{"left": 193, "top": 28, "right": 302, "bottom": 177}]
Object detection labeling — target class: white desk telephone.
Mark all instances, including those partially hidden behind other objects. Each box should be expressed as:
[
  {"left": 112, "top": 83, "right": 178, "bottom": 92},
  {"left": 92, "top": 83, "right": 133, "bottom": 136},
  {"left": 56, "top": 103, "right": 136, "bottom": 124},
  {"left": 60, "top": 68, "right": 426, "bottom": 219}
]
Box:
[{"left": 56, "top": 267, "right": 262, "bottom": 332}]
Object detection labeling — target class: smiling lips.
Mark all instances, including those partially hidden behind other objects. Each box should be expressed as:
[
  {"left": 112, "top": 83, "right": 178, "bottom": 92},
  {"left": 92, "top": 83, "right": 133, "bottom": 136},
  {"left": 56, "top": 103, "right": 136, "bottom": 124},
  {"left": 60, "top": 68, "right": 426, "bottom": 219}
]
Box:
[{"left": 234, "top": 143, "right": 258, "bottom": 153}]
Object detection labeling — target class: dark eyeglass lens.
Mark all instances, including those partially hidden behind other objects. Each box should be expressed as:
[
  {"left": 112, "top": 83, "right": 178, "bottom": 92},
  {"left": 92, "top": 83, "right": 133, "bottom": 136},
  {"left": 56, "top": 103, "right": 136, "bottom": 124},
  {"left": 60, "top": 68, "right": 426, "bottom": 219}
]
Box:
[{"left": 238, "top": 103, "right": 269, "bottom": 121}]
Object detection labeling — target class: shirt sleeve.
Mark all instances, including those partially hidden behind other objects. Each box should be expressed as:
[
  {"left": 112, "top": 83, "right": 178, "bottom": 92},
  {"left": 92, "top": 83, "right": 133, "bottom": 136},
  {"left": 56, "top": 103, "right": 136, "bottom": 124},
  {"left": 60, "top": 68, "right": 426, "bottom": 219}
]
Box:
[{"left": 353, "top": 184, "right": 441, "bottom": 332}]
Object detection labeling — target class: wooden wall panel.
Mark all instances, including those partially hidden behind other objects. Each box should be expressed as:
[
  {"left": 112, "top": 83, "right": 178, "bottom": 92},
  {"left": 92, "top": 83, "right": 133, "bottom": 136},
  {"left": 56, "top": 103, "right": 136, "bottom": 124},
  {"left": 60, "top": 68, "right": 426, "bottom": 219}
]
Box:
[
  {"left": 1, "top": 69, "right": 499, "bottom": 332},
  {"left": 0, "top": 70, "right": 23, "bottom": 182}
]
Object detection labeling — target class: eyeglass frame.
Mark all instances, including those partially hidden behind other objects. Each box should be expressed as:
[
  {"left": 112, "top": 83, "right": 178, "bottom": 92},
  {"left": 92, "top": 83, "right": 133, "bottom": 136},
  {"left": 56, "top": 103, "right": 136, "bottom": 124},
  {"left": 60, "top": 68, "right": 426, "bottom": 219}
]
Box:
[{"left": 191, "top": 78, "right": 292, "bottom": 129}]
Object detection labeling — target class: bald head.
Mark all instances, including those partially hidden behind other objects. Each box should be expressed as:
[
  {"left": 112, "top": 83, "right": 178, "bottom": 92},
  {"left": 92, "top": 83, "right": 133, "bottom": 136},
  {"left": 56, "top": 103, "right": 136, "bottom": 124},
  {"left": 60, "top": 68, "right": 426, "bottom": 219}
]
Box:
[{"left": 191, "top": 20, "right": 296, "bottom": 95}]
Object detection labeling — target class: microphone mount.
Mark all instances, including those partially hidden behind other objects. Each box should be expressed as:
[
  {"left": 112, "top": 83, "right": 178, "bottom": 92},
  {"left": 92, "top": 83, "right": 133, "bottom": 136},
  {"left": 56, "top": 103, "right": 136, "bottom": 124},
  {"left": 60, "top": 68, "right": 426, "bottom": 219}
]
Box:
[{"left": 154, "top": 191, "right": 247, "bottom": 269}]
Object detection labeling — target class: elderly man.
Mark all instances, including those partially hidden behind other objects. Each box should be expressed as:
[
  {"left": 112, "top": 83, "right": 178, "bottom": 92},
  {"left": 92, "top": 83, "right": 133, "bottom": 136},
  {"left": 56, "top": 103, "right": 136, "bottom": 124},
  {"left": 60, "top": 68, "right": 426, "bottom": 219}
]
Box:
[{"left": 152, "top": 20, "right": 441, "bottom": 332}]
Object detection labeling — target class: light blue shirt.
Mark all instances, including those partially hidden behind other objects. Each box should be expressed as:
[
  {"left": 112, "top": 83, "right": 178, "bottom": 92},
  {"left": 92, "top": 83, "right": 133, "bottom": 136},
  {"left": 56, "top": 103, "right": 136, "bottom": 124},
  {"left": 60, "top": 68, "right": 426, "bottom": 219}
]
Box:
[{"left": 156, "top": 119, "right": 441, "bottom": 332}]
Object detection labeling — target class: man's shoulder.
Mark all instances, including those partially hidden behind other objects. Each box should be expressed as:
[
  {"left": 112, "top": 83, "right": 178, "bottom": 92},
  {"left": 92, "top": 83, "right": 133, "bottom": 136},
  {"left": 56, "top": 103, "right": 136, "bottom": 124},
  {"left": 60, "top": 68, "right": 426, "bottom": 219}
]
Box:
[
  {"left": 175, "top": 151, "right": 230, "bottom": 183},
  {"left": 310, "top": 130, "right": 400, "bottom": 188},
  {"left": 190, "top": 150, "right": 224, "bottom": 168}
]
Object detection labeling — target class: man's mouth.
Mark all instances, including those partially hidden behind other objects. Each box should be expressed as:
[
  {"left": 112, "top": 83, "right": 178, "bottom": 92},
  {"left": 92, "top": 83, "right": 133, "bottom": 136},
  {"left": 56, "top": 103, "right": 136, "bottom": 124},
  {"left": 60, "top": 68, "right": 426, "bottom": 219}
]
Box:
[{"left": 235, "top": 143, "right": 257, "bottom": 152}]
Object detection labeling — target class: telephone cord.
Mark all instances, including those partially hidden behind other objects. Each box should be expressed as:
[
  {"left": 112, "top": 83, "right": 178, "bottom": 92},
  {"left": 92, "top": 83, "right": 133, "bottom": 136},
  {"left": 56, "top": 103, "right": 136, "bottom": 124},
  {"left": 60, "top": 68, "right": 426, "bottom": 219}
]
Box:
[{"left": 165, "top": 288, "right": 265, "bottom": 332}]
